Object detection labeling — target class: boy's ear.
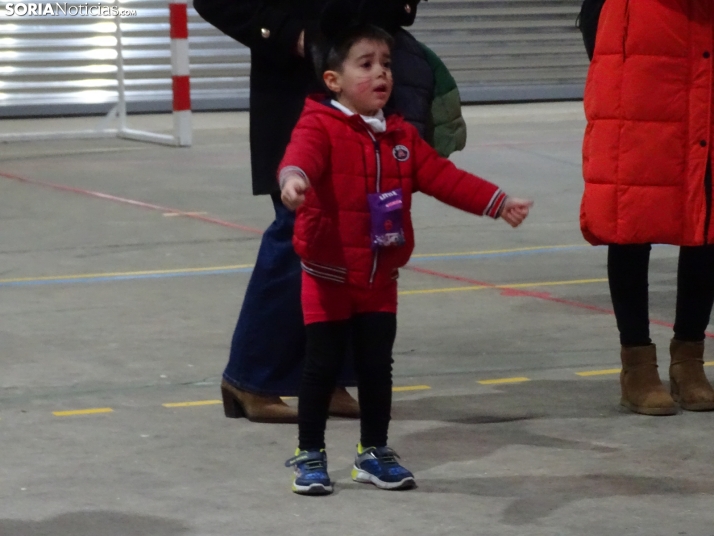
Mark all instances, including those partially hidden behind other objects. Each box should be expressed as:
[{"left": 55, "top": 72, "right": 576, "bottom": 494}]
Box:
[{"left": 323, "top": 70, "right": 341, "bottom": 94}]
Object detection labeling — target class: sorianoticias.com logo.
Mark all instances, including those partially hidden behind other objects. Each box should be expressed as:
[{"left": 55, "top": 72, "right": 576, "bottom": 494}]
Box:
[{"left": 4, "top": 2, "right": 137, "bottom": 16}]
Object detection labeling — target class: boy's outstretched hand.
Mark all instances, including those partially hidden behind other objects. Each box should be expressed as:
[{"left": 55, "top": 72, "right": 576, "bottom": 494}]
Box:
[
  {"left": 281, "top": 176, "right": 309, "bottom": 211},
  {"left": 500, "top": 197, "right": 533, "bottom": 228}
]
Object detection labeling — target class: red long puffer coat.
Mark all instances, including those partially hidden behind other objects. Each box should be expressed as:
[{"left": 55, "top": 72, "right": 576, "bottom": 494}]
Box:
[
  {"left": 279, "top": 96, "right": 506, "bottom": 289},
  {"left": 581, "top": 0, "right": 714, "bottom": 246}
]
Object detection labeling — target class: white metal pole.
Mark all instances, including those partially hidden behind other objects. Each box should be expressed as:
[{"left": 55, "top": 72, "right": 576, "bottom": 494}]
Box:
[
  {"left": 115, "top": 0, "right": 127, "bottom": 132},
  {"left": 169, "top": 0, "right": 192, "bottom": 147}
]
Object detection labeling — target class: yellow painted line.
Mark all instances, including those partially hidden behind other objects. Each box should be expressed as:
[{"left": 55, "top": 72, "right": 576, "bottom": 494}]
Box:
[
  {"left": 705, "top": 361, "right": 714, "bottom": 367},
  {"left": 398, "top": 278, "right": 608, "bottom": 296},
  {"left": 576, "top": 368, "right": 621, "bottom": 377},
  {"left": 162, "top": 400, "right": 221, "bottom": 408},
  {"left": 0, "top": 264, "right": 255, "bottom": 284},
  {"left": 411, "top": 245, "right": 580, "bottom": 258},
  {"left": 53, "top": 407, "right": 113, "bottom": 416},
  {"left": 478, "top": 377, "right": 530, "bottom": 385},
  {"left": 393, "top": 385, "right": 431, "bottom": 392},
  {"left": 400, "top": 285, "right": 487, "bottom": 295}
]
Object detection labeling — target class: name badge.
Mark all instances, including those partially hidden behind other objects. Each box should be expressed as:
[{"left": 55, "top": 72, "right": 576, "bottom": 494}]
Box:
[{"left": 367, "top": 188, "right": 406, "bottom": 249}]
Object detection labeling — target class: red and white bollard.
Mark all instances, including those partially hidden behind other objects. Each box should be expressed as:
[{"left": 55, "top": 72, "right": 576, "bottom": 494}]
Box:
[{"left": 170, "top": 0, "right": 192, "bottom": 146}]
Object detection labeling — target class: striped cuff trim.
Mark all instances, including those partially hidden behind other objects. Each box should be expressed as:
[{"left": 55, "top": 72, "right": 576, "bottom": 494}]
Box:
[
  {"left": 485, "top": 189, "right": 508, "bottom": 219},
  {"left": 279, "top": 166, "right": 310, "bottom": 190}
]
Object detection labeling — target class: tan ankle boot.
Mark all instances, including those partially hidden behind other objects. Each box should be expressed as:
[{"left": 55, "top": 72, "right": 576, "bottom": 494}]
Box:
[
  {"left": 328, "top": 387, "right": 360, "bottom": 418},
  {"left": 220, "top": 380, "right": 298, "bottom": 423},
  {"left": 620, "top": 344, "right": 677, "bottom": 416},
  {"left": 669, "top": 339, "right": 714, "bottom": 411}
]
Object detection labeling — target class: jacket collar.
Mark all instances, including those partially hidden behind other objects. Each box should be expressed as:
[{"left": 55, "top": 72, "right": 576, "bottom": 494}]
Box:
[{"left": 304, "top": 94, "right": 404, "bottom": 137}]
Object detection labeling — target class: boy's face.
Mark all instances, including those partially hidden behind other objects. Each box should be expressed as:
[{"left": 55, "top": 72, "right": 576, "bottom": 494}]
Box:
[{"left": 324, "top": 38, "right": 393, "bottom": 117}]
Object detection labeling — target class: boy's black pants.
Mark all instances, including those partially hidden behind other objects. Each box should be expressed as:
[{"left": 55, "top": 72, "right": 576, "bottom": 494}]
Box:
[
  {"left": 608, "top": 244, "right": 714, "bottom": 346},
  {"left": 298, "top": 313, "right": 396, "bottom": 451}
]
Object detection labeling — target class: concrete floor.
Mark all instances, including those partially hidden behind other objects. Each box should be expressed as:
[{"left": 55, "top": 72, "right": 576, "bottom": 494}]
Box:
[{"left": 1, "top": 103, "right": 714, "bottom": 536}]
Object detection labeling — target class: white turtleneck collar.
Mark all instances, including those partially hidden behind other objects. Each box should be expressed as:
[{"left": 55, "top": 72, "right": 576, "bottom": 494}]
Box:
[{"left": 331, "top": 99, "right": 386, "bottom": 133}]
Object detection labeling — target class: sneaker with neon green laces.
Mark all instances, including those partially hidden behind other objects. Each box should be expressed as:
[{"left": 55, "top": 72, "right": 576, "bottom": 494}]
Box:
[
  {"left": 284, "top": 449, "right": 333, "bottom": 495},
  {"left": 351, "top": 444, "right": 416, "bottom": 490}
]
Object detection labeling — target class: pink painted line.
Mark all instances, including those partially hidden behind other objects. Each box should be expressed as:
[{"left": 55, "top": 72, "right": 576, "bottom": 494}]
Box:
[
  {"left": 403, "top": 265, "right": 714, "bottom": 339},
  {"left": 0, "top": 170, "right": 264, "bottom": 235}
]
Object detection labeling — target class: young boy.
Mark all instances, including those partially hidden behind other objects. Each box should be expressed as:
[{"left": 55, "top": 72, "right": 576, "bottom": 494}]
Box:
[{"left": 281, "top": 24, "right": 532, "bottom": 495}]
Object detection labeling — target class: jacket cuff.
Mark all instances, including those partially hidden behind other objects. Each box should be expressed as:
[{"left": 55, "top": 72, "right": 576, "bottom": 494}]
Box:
[
  {"left": 485, "top": 190, "right": 508, "bottom": 219},
  {"left": 279, "top": 166, "right": 310, "bottom": 190}
]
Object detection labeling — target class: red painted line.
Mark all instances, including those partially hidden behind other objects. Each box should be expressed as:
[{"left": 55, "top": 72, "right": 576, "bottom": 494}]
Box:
[
  {"left": 0, "top": 170, "right": 263, "bottom": 235},
  {"left": 403, "top": 265, "right": 714, "bottom": 339}
]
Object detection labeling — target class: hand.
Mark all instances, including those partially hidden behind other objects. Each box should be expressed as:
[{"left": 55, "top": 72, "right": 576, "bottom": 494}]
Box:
[
  {"left": 281, "top": 176, "right": 309, "bottom": 210},
  {"left": 500, "top": 197, "right": 533, "bottom": 228},
  {"left": 297, "top": 30, "right": 305, "bottom": 57}
]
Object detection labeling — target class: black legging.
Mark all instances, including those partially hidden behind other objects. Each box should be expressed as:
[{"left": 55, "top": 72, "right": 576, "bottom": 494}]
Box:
[
  {"left": 298, "top": 313, "right": 396, "bottom": 451},
  {"left": 608, "top": 244, "right": 714, "bottom": 346}
]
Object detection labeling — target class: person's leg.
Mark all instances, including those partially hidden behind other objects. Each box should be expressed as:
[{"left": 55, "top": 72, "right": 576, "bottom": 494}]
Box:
[
  {"left": 222, "top": 194, "right": 357, "bottom": 412},
  {"left": 298, "top": 321, "right": 351, "bottom": 450},
  {"left": 352, "top": 312, "right": 396, "bottom": 448},
  {"left": 669, "top": 245, "right": 714, "bottom": 411},
  {"left": 350, "top": 310, "right": 416, "bottom": 490},
  {"left": 608, "top": 244, "right": 676, "bottom": 415},
  {"left": 608, "top": 243, "right": 652, "bottom": 346},
  {"left": 673, "top": 245, "right": 714, "bottom": 341},
  {"left": 223, "top": 194, "right": 304, "bottom": 395}
]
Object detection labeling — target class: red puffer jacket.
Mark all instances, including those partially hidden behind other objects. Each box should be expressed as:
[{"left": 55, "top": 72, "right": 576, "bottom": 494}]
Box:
[
  {"left": 581, "top": 0, "right": 714, "bottom": 246},
  {"left": 279, "top": 96, "right": 506, "bottom": 289}
]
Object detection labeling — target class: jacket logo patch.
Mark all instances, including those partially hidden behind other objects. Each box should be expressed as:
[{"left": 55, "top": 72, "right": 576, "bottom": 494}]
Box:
[{"left": 392, "top": 145, "right": 410, "bottom": 162}]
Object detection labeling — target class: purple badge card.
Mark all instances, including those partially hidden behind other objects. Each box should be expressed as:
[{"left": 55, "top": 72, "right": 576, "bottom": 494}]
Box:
[{"left": 367, "top": 188, "right": 406, "bottom": 249}]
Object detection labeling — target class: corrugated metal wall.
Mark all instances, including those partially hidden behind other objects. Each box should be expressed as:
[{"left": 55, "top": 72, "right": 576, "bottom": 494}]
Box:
[{"left": 0, "top": 0, "right": 588, "bottom": 117}]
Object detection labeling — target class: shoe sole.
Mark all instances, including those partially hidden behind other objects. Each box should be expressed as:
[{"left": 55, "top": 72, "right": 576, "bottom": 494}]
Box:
[
  {"left": 671, "top": 395, "right": 714, "bottom": 412},
  {"left": 292, "top": 482, "right": 333, "bottom": 495},
  {"left": 351, "top": 467, "right": 416, "bottom": 490},
  {"left": 620, "top": 399, "right": 678, "bottom": 416}
]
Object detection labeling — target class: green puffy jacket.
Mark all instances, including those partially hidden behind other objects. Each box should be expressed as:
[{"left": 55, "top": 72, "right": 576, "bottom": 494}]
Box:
[{"left": 418, "top": 42, "right": 467, "bottom": 158}]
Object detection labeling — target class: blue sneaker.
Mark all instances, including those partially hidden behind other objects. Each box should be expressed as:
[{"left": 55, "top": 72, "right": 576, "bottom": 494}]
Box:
[
  {"left": 284, "top": 449, "right": 333, "bottom": 495},
  {"left": 351, "top": 444, "right": 416, "bottom": 490}
]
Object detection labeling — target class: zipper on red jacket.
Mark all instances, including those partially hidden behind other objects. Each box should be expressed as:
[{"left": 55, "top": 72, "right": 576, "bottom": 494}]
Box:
[
  {"left": 704, "top": 158, "right": 712, "bottom": 245},
  {"left": 365, "top": 128, "right": 381, "bottom": 285}
]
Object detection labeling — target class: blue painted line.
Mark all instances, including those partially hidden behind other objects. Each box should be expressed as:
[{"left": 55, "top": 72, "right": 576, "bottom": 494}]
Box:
[{"left": 2, "top": 245, "right": 602, "bottom": 288}]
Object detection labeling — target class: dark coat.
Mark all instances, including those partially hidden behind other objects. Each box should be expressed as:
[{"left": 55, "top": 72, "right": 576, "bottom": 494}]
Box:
[{"left": 192, "top": 0, "right": 432, "bottom": 195}]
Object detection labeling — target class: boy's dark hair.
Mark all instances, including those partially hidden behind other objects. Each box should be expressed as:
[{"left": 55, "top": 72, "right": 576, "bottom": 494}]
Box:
[
  {"left": 316, "top": 24, "right": 393, "bottom": 75},
  {"left": 311, "top": 24, "right": 393, "bottom": 98}
]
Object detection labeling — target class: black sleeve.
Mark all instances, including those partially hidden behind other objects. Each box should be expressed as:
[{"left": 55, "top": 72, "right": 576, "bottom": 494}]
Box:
[
  {"left": 576, "top": 0, "right": 606, "bottom": 61},
  {"left": 192, "top": 0, "right": 305, "bottom": 67},
  {"left": 359, "top": 0, "right": 420, "bottom": 30}
]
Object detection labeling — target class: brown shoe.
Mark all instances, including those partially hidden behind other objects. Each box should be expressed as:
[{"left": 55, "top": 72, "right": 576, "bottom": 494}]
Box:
[
  {"left": 620, "top": 344, "right": 677, "bottom": 416},
  {"left": 669, "top": 339, "right": 714, "bottom": 411},
  {"left": 328, "top": 387, "right": 360, "bottom": 418},
  {"left": 220, "top": 380, "right": 298, "bottom": 423}
]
